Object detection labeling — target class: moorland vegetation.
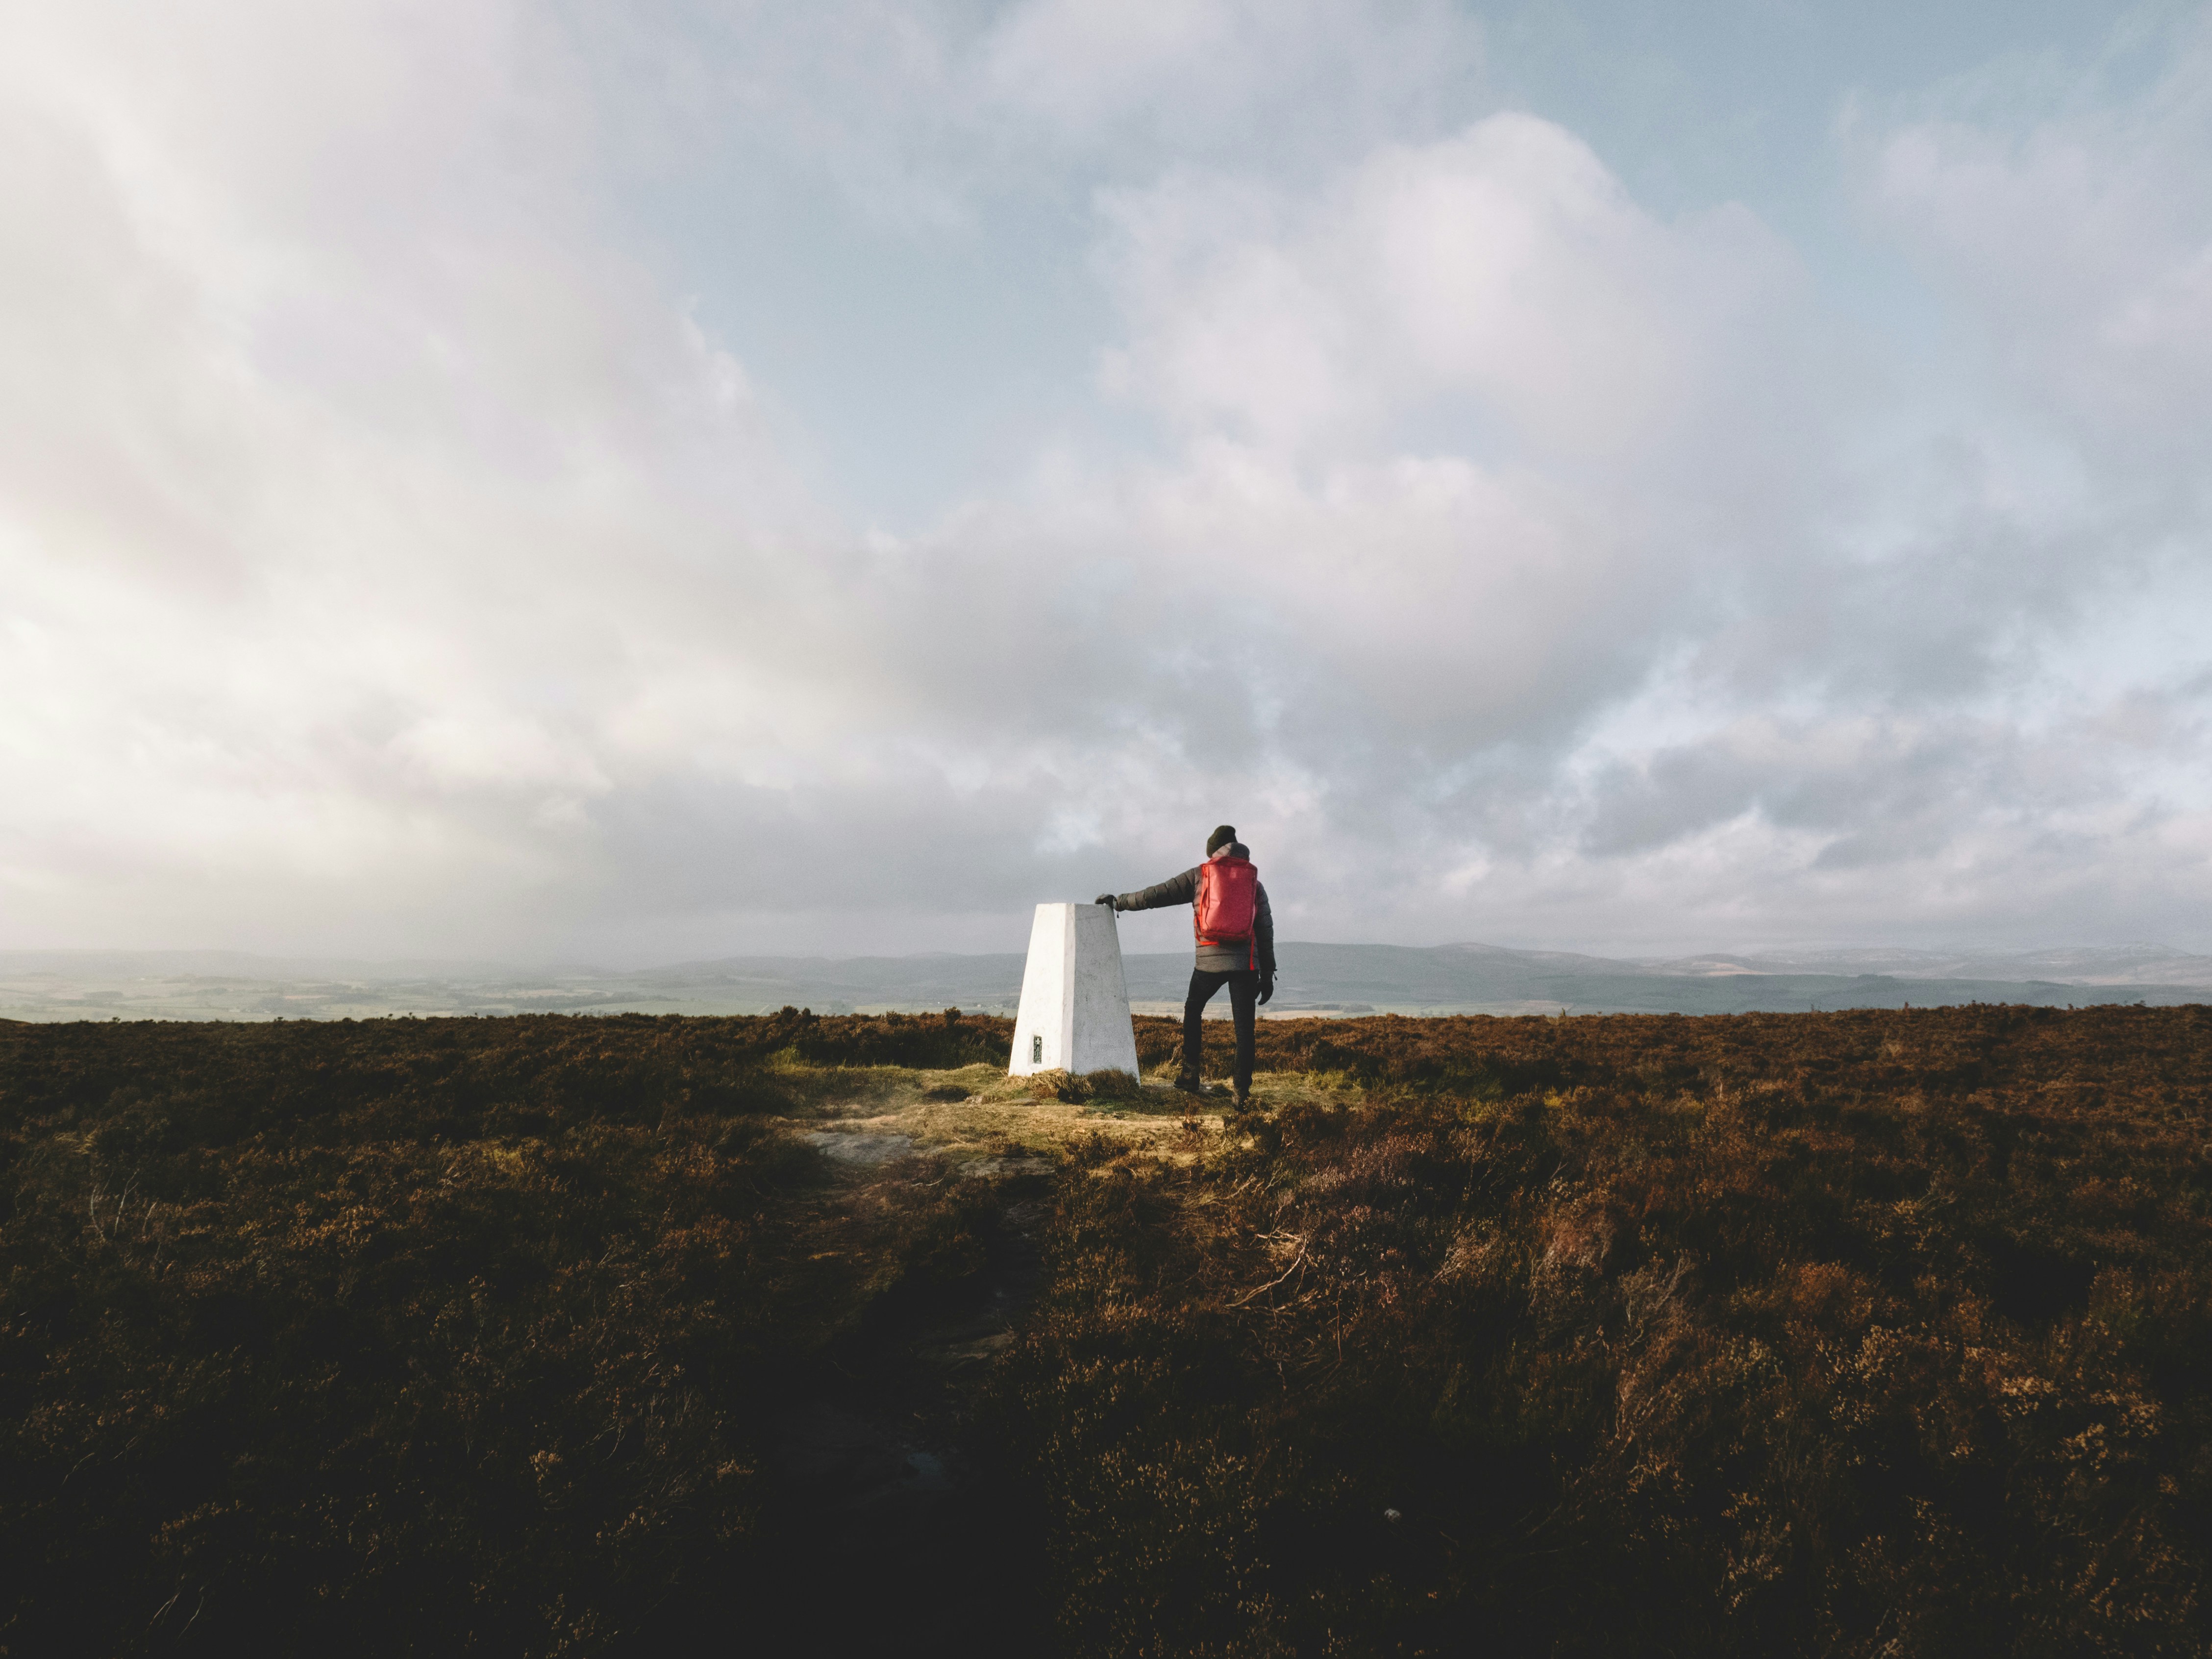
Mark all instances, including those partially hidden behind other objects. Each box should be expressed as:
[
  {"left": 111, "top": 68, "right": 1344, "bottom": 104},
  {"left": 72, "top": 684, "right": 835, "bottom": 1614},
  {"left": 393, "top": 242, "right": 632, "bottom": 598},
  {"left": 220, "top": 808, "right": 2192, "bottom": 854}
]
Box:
[{"left": 2, "top": 1004, "right": 2208, "bottom": 1655}]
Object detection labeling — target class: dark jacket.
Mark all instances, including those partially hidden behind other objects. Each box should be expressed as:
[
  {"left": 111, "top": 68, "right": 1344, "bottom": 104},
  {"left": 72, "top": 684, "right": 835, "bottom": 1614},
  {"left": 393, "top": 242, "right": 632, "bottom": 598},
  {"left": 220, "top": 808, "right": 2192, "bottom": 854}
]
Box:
[{"left": 1115, "top": 842, "right": 1276, "bottom": 974}]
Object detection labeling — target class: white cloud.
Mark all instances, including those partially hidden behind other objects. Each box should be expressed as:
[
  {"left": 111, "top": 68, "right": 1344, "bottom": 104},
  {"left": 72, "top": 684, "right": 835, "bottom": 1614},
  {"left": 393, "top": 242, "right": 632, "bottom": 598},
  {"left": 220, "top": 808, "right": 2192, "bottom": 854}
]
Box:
[
  {"left": 584, "top": 0, "right": 1485, "bottom": 231},
  {"left": 0, "top": 0, "right": 840, "bottom": 952},
  {"left": 1862, "top": 17, "right": 2212, "bottom": 470},
  {"left": 3, "top": 1, "right": 2212, "bottom": 962},
  {"left": 1100, "top": 116, "right": 1812, "bottom": 465},
  {"left": 980, "top": 0, "right": 1479, "bottom": 159}
]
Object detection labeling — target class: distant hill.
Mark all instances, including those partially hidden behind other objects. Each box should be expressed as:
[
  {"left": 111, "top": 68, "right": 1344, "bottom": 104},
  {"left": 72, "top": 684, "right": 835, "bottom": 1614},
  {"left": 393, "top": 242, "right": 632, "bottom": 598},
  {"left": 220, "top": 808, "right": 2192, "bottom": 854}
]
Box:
[
  {"left": 1634, "top": 942, "right": 2212, "bottom": 987},
  {"left": 3, "top": 941, "right": 2205, "bottom": 1021},
  {"left": 1138, "top": 941, "right": 2210, "bottom": 1016}
]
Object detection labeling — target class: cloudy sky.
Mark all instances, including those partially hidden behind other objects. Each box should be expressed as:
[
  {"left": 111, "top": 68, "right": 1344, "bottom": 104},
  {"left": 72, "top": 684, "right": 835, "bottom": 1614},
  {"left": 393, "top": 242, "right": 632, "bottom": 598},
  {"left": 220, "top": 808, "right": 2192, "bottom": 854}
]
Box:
[{"left": 5, "top": 0, "right": 2211, "bottom": 965}]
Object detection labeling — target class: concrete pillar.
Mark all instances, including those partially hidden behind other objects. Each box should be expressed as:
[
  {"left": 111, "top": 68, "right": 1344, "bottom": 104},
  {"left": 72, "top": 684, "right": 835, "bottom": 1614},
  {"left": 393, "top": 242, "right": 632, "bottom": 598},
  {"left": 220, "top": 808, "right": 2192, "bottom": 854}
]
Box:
[{"left": 1008, "top": 902, "right": 1141, "bottom": 1078}]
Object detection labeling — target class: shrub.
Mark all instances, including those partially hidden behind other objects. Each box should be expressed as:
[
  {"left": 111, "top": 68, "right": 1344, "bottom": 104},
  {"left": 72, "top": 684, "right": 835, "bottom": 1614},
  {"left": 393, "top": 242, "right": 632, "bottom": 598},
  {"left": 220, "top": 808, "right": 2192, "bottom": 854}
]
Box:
[
  {"left": 0, "top": 1015, "right": 975, "bottom": 1656},
  {"left": 984, "top": 1005, "right": 2212, "bottom": 1657}
]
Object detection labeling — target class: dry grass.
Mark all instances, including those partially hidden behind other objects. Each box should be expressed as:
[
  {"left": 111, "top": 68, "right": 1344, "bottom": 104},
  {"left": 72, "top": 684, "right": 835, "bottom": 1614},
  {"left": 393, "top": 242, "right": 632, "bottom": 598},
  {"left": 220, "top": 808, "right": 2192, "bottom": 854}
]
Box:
[
  {"left": 775, "top": 1059, "right": 1345, "bottom": 1165},
  {"left": 0, "top": 1013, "right": 1018, "bottom": 1657},
  {"left": 982, "top": 1004, "right": 2212, "bottom": 1658},
  {"left": 8, "top": 1004, "right": 2207, "bottom": 1657}
]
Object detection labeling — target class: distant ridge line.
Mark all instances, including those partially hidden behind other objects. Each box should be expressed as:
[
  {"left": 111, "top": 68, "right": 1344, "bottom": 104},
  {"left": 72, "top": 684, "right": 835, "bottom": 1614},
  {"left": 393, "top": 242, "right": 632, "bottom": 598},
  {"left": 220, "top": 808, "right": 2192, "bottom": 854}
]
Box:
[{"left": 2, "top": 941, "right": 2207, "bottom": 1022}]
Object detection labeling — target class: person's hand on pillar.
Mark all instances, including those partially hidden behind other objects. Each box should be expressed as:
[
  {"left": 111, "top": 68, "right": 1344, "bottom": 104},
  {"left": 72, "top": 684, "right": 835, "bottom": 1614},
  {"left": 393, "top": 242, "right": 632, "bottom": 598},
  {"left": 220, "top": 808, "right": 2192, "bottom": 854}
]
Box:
[
  {"left": 1094, "top": 893, "right": 1118, "bottom": 909},
  {"left": 1258, "top": 972, "right": 1275, "bottom": 1006}
]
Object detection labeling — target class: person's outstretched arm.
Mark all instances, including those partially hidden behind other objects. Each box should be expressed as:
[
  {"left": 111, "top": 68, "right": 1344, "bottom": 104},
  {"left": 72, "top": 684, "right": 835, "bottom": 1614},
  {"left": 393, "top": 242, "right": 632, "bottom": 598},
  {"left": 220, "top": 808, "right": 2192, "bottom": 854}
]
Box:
[{"left": 1095, "top": 867, "right": 1200, "bottom": 912}]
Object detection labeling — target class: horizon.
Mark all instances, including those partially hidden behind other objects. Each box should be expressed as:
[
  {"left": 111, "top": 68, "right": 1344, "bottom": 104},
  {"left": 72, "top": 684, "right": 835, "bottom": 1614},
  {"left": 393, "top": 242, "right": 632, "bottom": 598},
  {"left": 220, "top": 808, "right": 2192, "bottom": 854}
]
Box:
[
  {"left": 5, "top": 935, "right": 2205, "bottom": 976},
  {"left": 11, "top": 933, "right": 2204, "bottom": 1025}
]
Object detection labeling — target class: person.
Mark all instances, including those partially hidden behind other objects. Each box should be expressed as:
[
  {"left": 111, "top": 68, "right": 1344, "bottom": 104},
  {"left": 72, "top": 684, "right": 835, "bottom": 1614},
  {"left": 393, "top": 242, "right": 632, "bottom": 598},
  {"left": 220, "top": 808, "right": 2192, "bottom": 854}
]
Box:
[{"left": 1096, "top": 824, "right": 1276, "bottom": 1107}]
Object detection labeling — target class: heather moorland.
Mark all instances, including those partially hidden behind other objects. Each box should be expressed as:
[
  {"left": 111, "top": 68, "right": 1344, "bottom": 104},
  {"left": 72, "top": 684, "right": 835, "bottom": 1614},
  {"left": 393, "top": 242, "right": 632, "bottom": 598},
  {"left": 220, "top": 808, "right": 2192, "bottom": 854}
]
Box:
[{"left": 3, "top": 1005, "right": 2208, "bottom": 1655}]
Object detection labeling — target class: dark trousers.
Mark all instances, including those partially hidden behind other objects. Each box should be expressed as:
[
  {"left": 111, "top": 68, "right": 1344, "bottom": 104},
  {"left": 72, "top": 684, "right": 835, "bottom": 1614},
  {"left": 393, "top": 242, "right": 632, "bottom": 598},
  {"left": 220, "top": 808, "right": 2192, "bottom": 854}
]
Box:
[{"left": 1182, "top": 968, "right": 1259, "bottom": 1095}]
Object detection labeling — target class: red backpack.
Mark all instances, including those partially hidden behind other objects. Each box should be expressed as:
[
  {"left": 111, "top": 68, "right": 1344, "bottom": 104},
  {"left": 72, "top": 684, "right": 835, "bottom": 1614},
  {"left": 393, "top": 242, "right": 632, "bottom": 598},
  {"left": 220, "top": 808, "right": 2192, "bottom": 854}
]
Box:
[{"left": 1194, "top": 854, "right": 1260, "bottom": 968}]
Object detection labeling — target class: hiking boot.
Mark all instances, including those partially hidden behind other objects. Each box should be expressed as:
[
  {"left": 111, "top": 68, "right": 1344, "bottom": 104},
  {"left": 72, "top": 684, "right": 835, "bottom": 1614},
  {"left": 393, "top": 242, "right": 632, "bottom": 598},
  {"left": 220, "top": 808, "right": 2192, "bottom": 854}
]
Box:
[
  {"left": 1231, "top": 1089, "right": 1252, "bottom": 1114},
  {"left": 1172, "top": 1073, "right": 1204, "bottom": 1095}
]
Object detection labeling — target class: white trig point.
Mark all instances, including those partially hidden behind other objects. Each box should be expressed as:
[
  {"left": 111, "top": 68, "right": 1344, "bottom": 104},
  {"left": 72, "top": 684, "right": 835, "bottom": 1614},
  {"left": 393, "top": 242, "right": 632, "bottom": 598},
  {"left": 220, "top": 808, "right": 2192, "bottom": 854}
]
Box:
[{"left": 1008, "top": 902, "right": 1140, "bottom": 1078}]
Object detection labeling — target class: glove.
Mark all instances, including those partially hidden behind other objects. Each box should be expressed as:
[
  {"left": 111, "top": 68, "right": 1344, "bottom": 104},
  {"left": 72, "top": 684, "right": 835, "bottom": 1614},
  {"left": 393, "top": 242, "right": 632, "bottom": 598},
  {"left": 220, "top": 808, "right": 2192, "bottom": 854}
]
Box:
[
  {"left": 1094, "top": 892, "right": 1119, "bottom": 909},
  {"left": 1258, "top": 972, "right": 1275, "bottom": 1006}
]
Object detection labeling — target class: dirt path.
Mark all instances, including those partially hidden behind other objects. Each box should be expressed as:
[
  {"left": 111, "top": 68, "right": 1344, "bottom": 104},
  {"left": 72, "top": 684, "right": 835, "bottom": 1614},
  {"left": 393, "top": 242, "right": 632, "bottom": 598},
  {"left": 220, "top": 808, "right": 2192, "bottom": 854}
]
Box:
[
  {"left": 639, "top": 1070, "right": 1233, "bottom": 1656},
  {"left": 750, "top": 1167, "right": 1056, "bottom": 1656}
]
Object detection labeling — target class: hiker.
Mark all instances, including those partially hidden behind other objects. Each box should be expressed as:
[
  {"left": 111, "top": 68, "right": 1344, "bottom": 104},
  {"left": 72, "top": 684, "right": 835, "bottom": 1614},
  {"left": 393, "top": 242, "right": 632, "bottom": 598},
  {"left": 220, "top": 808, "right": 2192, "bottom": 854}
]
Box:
[{"left": 1096, "top": 824, "right": 1276, "bottom": 1107}]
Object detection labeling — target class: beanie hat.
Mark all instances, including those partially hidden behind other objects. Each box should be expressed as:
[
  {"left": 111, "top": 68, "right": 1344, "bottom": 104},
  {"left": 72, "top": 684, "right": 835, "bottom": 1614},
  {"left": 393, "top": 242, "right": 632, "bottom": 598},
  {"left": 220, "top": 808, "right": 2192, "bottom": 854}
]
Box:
[{"left": 1206, "top": 824, "right": 1237, "bottom": 855}]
